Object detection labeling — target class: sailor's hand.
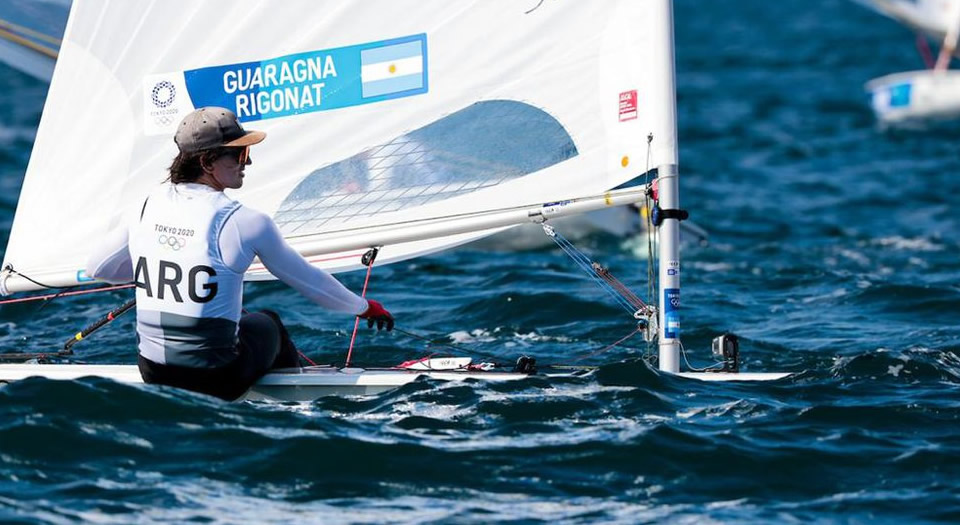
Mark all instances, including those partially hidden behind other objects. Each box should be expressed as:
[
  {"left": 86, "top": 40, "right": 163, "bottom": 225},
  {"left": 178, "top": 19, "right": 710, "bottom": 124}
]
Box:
[{"left": 359, "top": 299, "right": 394, "bottom": 331}]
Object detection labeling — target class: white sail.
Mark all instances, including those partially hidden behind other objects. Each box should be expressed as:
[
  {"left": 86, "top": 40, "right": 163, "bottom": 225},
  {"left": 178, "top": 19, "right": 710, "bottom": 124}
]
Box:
[
  {"left": 1, "top": 0, "right": 676, "bottom": 294},
  {"left": 857, "top": 0, "right": 960, "bottom": 43}
]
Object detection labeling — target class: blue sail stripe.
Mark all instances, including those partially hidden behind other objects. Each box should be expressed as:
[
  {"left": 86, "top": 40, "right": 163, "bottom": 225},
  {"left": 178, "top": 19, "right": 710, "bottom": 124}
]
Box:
[
  {"left": 362, "top": 73, "right": 424, "bottom": 98},
  {"left": 360, "top": 40, "right": 423, "bottom": 65}
]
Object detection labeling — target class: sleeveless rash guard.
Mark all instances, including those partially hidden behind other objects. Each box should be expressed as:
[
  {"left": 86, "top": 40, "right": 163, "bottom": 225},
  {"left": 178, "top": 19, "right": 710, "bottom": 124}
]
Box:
[
  {"left": 129, "top": 184, "right": 244, "bottom": 367},
  {"left": 86, "top": 182, "right": 368, "bottom": 370}
]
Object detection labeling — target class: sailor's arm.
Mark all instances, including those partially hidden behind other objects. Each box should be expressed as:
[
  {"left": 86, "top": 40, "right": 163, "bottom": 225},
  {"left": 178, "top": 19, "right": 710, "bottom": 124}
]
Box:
[
  {"left": 225, "top": 207, "right": 369, "bottom": 314},
  {"left": 84, "top": 222, "right": 133, "bottom": 283}
]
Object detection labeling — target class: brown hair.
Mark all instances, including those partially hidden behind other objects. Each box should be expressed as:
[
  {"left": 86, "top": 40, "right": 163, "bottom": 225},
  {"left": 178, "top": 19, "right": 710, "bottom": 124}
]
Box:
[{"left": 167, "top": 148, "right": 241, "bottom": 184}]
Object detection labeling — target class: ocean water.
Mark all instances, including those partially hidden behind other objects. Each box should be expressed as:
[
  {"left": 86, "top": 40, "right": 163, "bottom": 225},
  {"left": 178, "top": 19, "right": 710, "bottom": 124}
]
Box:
[{"left": 2, "top": 0, "right": 960, "bottom": 523}]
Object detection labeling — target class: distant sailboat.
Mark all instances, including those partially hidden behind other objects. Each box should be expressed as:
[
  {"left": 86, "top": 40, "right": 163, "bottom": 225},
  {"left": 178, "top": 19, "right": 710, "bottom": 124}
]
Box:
[
  {"left": 859, "top": 0, "right": 960, "bottom": 124},
  {"left": 0, "top": 0, "right": 786, "bottom": 401}
]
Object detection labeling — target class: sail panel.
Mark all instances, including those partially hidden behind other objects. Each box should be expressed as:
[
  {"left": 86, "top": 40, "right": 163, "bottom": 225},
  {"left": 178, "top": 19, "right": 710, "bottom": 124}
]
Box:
[
  {"left": 275, "top": 100, "right": 577, "bottom": 237},
  {"left": 2, "top": 0, "right": 675, "bottom": 292}
]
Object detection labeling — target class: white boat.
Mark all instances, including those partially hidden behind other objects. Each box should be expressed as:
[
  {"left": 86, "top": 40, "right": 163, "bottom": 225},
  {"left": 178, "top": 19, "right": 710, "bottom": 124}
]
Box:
[
  {"left": 0, "top": 362, "right": 545, "bottom": 401},
  {"left": 860, "top": 0, "right": 960, "bottom": 124},
  {"left": 867, "top": 69, "right": 960, "bottom": 124},
  {"left": 0, "top": 0, "right": 789, "bottom": 401}
]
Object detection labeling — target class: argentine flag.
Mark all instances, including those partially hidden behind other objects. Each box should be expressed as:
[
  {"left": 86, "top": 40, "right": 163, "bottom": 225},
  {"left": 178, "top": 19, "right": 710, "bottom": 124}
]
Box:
[{"left": 361, "top": 38, "right": 426, "bottom": 98}]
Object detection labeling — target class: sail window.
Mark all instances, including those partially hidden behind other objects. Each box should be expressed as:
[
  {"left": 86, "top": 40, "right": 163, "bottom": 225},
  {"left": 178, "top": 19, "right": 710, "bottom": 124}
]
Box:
[{"left": 274, "top": 100, "right": 578, "bottom": 235}]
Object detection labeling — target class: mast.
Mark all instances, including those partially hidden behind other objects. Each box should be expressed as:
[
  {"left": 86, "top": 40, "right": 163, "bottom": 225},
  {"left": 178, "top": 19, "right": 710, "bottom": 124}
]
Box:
[{"left": 654, "top": 0, "right": 682, "bottom": 373}]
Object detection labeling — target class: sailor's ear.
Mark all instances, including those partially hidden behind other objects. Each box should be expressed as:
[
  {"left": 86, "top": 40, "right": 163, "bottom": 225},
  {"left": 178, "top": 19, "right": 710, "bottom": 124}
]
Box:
[{"left": 199, "top": 151, "right": 218, "bottom": 172}]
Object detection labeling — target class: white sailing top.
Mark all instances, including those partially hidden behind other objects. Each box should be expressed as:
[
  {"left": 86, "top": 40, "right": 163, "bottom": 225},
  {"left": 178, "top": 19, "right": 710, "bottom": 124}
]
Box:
[{"left": 86, "top": 183, "right": 368, "bottom": 366}]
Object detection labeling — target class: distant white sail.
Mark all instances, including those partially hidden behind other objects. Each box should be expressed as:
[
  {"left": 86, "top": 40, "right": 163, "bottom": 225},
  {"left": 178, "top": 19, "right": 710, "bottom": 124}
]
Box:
[
  {"left": 2, "top": 0, "right": 677, "bottom": 294},
  {"left": 858, "top": 0, "right": 960, "bottom": 47}
]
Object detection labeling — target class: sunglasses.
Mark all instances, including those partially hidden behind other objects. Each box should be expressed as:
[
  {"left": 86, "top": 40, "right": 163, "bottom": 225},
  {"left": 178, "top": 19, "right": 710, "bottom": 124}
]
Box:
[{"left": 220, "top": 146, "right": 250, "bottom": 165}]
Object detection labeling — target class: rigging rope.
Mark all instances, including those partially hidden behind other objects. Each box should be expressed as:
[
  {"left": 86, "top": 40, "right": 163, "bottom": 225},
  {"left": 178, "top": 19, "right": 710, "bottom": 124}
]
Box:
[
  {"left": 568, "top": 325, "right": 644, "bottom": 363},
  {"left": 392, "top": 324, "right": 644, "bottom": 368},
  {"left": 643, "top": 134, "right": 658, "bottom": 362},
  {"left": 391, "top": 327, "right": 511, "bottom": 365},
  {"left": 4, "top": 220, "right": 657, "bottom": 370},
  {"left": 679, "top": 339, "right": 724, "bottom": 372},
  {"left": 344, "top": 247, "right": 380, "bottom": 367},
  {"left": 591, "top": 263, "right": 648, "bottom": 312},
  {"left": 1, "top": 264, "right": 58, "bottom": 292},
  {"left": 644, "top": 135, "right": 657, "bottom": 307},
  {"left": 0, "top": 283, "right": 135, "bottom": 305},
  {"left": 545, "top": 226, "right": 647, "bottom": 318}
]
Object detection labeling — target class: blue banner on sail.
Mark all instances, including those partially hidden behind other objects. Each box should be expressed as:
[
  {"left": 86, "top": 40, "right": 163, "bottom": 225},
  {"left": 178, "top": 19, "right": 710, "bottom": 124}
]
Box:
[{"left": 182, "top": 34, "right": 428, "bottom": 122}]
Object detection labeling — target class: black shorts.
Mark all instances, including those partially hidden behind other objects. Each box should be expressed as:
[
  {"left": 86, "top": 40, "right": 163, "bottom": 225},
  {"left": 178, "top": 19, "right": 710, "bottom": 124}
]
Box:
[{"left": 138, "top": 310, "right": 300, "bottom": 401}]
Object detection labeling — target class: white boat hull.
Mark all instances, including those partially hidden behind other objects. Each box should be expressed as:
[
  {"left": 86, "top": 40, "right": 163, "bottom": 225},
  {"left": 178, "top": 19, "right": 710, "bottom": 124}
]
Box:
[
  {"left": 677, "top": 371, "right": 791, "bottom": 382},
  {"left": 0, "top": 363, "right": 790, "bottom": 402},
  {"left": 0, "top": 363, "right": 536, "bottom": 402},
  {"left": 866, "top": 70, "right": 960, "bottom": 124}
]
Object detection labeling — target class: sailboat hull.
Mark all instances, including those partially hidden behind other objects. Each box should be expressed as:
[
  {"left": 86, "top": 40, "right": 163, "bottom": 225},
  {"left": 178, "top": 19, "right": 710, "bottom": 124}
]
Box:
[
  {"left": 677, "top": 371, "right": 792, "bottom": 382},
  {"left": 866, "top": 70, "right": 960, "bottom": 124},
  {"left": 0, "top": 364, "right": 539, "bottom": 402},
  {"left": 0, "top": 363, "right": 791, "bottom": 402}
]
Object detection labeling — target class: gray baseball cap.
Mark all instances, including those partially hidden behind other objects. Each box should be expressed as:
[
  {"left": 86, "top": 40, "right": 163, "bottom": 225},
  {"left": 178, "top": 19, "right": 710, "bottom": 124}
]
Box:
[{"left": 174, "top": 107, "right": 266, "bottom": 154}]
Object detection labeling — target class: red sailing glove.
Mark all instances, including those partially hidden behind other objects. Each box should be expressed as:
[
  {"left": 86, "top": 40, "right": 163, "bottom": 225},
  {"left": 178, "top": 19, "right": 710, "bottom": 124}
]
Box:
[{"left": 359, "top": 299, "right": 394, "bottom": 331}]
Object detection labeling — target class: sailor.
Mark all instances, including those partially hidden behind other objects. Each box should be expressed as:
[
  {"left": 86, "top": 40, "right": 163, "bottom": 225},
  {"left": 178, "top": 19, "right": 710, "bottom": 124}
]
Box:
[{"left": 86, "top": 107, "right": 393, "bottom": 401}]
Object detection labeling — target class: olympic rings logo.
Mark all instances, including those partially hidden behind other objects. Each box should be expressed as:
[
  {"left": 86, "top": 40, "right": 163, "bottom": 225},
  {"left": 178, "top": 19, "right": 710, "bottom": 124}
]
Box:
[
  {"left": 154, "top": 115, "right": 174, "bottom": 126},
  {"left": 158, "top": 234, "right": 187, "bottom": 251},
  {"left": 151, "top": 81, "right": 176, "bottom": 108}
]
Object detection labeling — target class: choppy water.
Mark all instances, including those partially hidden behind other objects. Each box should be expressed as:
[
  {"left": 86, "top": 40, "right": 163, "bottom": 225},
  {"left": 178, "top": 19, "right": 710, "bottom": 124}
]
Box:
[{"left": 2, "top": 0, "right": 960, "bottom": 523}]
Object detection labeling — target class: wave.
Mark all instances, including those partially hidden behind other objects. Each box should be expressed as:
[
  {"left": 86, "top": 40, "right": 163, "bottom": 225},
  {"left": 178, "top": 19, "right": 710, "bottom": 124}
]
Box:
[{"left": 1, "top": 349, "right": 958, "bottom": 522}]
